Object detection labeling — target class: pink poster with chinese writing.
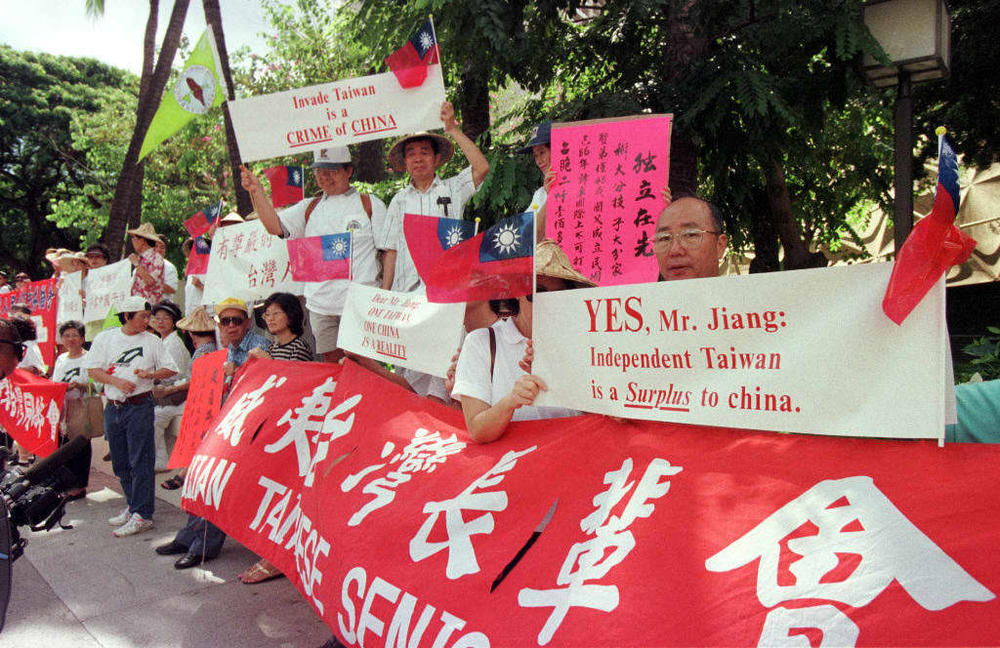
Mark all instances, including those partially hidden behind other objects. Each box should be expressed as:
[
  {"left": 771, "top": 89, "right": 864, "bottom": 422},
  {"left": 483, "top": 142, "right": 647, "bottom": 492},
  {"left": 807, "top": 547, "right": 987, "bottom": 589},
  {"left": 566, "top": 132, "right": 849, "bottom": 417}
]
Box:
[{"left": 547, "top": 115, "right": 671, "bottom": 286}]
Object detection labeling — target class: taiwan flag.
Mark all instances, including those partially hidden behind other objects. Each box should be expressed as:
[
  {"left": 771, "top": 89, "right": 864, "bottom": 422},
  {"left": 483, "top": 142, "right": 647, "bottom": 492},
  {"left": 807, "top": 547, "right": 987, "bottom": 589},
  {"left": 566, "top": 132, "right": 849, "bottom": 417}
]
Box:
[
  {"left": 424, "top": 212, "right": 534, "bottom": 303},
  {"left": 882, "top": 134, "right": 976, "bottom": 325},
  {"left": 287, "top": 233, "right": 352, "bottom": 282},
  {"left": 263, "top": 165, "right": 304, "bottom": 208},
  {"left": 185, "top": 236, "right": 212, "bottom": 276},
  {"left": 183, "top": 200, "right": 223, "bottom": 237},
  {"left": 404, "top": 213, "right": 477, "bottom": 286},
  {"left": 385, "top": 19, "right": 439, "bottom": 89}
]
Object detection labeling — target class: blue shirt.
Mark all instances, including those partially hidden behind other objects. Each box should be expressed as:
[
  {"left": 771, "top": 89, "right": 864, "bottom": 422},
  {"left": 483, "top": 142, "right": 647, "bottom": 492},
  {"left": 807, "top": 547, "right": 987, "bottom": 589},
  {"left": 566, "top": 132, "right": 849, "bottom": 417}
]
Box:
[{"left": 227, "top": 330, "right": 271, "bottom": 367}]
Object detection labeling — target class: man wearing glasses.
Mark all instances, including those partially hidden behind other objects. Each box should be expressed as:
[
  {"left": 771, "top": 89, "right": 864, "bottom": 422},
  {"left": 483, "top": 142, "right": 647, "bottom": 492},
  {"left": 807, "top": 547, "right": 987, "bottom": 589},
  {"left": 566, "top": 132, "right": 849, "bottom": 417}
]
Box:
[
  {"left": 214, "top": 297, "right": 271, "bottom": 379},
  {"left": 654, "top": 197, "right": 728, "bottom": 280}
]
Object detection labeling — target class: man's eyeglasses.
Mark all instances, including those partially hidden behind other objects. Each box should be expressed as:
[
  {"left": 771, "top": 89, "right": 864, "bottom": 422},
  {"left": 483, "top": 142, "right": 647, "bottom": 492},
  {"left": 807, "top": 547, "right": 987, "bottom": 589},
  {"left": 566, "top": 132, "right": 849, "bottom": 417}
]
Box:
[
  {"left": 218, "top": 316, "right": 246, "bottom": 327},
  {"left": 653, "top": 228, "right": 719, "bottom": 251}
]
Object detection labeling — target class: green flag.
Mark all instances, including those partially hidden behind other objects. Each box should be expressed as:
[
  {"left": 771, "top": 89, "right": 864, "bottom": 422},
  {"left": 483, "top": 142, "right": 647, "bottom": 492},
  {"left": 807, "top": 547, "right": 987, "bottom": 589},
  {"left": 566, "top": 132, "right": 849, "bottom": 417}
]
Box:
[
  {"left": 138, "top": 30, "right": 227, "bottom": 160},
  {"left": 102, "top": 305, "right": 121, "bottom": 330}
]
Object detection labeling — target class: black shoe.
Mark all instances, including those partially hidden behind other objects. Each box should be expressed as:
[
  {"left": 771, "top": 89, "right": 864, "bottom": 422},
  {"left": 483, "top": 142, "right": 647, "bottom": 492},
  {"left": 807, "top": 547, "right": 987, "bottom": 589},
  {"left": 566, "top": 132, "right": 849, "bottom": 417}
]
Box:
[
  {"left": 174, "top": 552, "right": 211, "bottom": 569},
  {"left": 155, "top": 541, "right": 188, "bottom": 556}
]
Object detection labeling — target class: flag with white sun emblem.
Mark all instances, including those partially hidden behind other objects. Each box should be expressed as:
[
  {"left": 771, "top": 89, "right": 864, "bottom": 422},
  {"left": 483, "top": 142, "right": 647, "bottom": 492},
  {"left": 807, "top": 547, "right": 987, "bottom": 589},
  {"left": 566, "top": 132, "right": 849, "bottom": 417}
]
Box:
[
  {"left": 262, "top": 165, "right": 305, "bottom": 208},
  {"left": 404, "top": 213, "right": 478, "bottom": 287},
  {"left": 424, "top": 212, "right": 534, "bottom": 303},
  {"left": 385, "top": 19, "right": 440, "bottom": 89},
  {"left": 287, "top": 232, "right": 352, "bottom": 282}
]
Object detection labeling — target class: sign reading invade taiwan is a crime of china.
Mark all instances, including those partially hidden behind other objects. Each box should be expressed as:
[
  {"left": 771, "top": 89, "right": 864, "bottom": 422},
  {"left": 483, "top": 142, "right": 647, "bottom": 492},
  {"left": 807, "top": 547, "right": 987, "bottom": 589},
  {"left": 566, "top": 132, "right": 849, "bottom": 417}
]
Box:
[{"left": 183, "top": 359, "right": 1000, "bottom": 647}]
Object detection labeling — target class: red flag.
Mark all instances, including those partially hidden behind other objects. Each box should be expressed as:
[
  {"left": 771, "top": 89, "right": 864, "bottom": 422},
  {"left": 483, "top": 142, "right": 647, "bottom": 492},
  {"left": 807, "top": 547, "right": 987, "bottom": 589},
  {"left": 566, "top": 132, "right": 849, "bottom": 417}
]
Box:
[
  {"left": 168, "top": 349, "right": 227, "bottom": 469},
  {"left": 404, "top": 213, "right": 477, "bottom": 286},
  {"left": 262, "top": 165, "right": 304, "bottom": 208},
  {"left": 184, "top": 236, "right": 212, "bottom": 276},
  {"left": 424, "top": 212, "right": 534, "bottom": 303},
  {"left": 287, "top": 233, "right": 351, "bottom": 282},
  {"left": 1, "top": 278, "right": 59, "bottom": 368},
  {"left": 882, "top": 137, "right": 976, "bottom": 325},
  {"left": 183, "top": 201, "right": 223, "bottom": 237},
  {"left": 0, "top": 369, "right": 67, "bottom": 457},
  {"left": 385, "top": 19, "right": 439, "bottom": 89}
]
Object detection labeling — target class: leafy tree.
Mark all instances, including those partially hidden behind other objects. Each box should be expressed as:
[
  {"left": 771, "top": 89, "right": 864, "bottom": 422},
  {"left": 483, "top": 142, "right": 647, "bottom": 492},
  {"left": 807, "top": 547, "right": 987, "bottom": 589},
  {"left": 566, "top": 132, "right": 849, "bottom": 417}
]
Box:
[{"left": 0, "top": 46, "right": 132, "bottom": 276}]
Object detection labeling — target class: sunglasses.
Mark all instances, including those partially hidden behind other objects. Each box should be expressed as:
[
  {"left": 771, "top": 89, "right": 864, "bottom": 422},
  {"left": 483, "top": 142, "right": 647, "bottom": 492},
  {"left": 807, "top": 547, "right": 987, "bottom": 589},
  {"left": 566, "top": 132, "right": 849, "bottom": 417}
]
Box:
[
  {"left": 218, "top": 316, "right": 246, "bottom": 326},
  {"left": 524, "top": 286, "right": 554, "bottom": 303}
]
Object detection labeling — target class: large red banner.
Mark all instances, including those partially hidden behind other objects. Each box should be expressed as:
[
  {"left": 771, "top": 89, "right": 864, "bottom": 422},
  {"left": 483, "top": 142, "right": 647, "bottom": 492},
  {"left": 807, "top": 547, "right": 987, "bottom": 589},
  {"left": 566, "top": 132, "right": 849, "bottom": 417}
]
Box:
[
  {"left": 0, "top": 368, "right": 67, "bottom": 457},
  {"left": 183, "top": 359, "right": 1000, "bottom": 647},
  {"left": 0, "top": 278, "right": 59, "bottom": 368}
]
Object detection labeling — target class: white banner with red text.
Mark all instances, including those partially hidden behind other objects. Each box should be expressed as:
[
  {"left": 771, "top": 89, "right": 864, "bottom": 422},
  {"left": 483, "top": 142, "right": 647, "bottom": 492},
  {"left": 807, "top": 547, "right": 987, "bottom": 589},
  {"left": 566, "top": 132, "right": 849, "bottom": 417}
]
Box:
[
  {"left": 227, "top": 65, "right": 446, "bottom": 162},
  {"left": 57, "top": 270, "right": 84, "bottom": 325},
  {"left": 0, "top": 369, "right": 67, "bottom": 457},
  {"left": 183, "top": 359, "right": 999, "bottom": 647},
  {"left": 338, "top": 283, "right": 465, "bottom": 377},
  {"left": 202, "top": 219, "right": 303, "bottom": 305},
  {"left": 532, "top": 262, "right": 950, "bottom": 440}
]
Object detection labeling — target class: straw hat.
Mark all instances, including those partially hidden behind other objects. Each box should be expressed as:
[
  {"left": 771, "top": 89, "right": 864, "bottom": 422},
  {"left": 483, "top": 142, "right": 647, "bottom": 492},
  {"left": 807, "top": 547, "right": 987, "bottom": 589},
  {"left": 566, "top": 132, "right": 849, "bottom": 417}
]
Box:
[
  {"left": 387, "top": 132, "right": 454, "bottom": 173},
  {"left": 535, "top": 239, "right": 597, "bottom": 289},
  {"left": 127, "top": 222, "right": 163, "bottom": 244},
  {"left": 176, "top": 306, "right": 216, "bottom": 333},
  {"left": 213, "top": 297, "right": 249, "bottom": 317},
  {"left": 45, "top": 248, "right": 71, "bottom": 265},
  {"left": 219, "top": 212, "right": 245, "bottom": 225}
]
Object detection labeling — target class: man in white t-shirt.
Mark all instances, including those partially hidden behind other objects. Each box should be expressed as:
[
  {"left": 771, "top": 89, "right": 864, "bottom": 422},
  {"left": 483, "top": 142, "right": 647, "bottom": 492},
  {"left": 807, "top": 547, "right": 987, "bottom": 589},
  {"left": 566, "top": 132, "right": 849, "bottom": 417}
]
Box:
[
  {"left": 380, "top": 101, "right": 490, "bottom": 293},
  {"left": 86, "top": 296, "right": 178, "bottom": 537},
  {"left": 242, "top": 146, "right": 387, "bottom": 362}
]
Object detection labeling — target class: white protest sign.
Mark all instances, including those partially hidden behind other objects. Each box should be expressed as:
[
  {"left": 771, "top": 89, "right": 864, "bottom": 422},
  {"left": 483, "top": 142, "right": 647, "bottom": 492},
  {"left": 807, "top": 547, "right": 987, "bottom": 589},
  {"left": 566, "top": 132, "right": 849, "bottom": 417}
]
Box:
[
  {"left": 339, "top": 283, "right": 464, "bottom": 377},
  {"left": 533, "top": 263, "right": 947, "bottom": 440},
  {"left": 228, "top": 65, "right": 446, "bottom": 162},
  {"left": 57, "top": 271, "right": 84, "bottom": 324},
  {"left": 202, "top": 220, "right": 303, "bottom": 305},
  {"left": 83, "top": 260, "right": 132, "bottom": 323}
]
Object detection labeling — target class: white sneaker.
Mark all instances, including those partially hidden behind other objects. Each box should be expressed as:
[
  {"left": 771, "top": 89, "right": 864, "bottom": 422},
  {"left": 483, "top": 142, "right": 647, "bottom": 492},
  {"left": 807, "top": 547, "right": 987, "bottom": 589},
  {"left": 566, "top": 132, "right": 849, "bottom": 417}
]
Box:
[
  {"left": 112, "top": 513, "right": 154, "bottom": 537},
  {"left": 108, "top": 506, "right": 131, "bottom": 526}
]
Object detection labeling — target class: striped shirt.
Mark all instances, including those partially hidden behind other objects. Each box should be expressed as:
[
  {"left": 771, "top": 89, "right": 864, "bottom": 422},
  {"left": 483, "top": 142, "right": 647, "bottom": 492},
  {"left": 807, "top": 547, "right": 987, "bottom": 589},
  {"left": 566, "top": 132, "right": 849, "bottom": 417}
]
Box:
[{"left": 270, "top": 336, "right": 315, "bottom": 362}]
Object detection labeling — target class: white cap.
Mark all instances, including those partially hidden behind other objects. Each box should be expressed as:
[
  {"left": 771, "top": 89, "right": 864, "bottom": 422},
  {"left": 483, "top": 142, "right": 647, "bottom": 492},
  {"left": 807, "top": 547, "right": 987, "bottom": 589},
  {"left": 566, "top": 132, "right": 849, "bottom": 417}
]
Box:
[
  {"left": 310, "top": 146, "right": 352, "bottom": 169},
  {"left": 118, "top": 296, "right": 150, "bottom": 313}
]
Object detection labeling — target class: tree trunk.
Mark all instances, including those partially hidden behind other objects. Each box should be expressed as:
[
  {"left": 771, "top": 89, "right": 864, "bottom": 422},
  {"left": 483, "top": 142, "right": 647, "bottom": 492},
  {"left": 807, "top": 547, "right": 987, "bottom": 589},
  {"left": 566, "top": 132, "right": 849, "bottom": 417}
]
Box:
[
  {"left": 748, "top": 188, "right": 780, "bottom": 273},
  {"left": 355, "top": 139, "right": 386, "bottom": 184},
  {"left": 765, "top": 157, "right": 827, "bottom": 270},
  {"left": 103, "top": 0, "right": 190, "bottom": 260},
  {"left": 203, "top": 0, "right": 253, "bottom": 215},
  {"left": 668, "top": 135, "right": 699, "bottom": 199},
  {"left": 458, "top": 65, "right": 490, "bottom": 144}
]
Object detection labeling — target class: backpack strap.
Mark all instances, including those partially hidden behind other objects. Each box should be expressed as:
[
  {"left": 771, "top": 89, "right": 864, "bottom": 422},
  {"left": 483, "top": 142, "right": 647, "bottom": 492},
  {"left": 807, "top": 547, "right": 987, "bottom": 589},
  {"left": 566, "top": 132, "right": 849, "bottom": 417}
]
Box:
[
  {"left": 488, "top": 327, "right": 496, "bottom": 381},
  {"left": 304, "top": 191, "right": 374, "bottom": 226}
]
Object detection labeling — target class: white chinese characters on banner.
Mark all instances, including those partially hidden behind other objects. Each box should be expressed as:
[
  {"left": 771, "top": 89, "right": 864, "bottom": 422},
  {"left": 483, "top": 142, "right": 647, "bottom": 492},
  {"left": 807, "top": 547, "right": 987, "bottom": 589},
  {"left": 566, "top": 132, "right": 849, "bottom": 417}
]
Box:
[
  {"left": 705, "top": 476, "right": 996, "bottom": 647},
  {"left": 83, "top": 260, "right": 132, "bottom": 323},
  {"left": 214, "top": 374, "right": 286, "bottom": 446},
  {"left": 228, "top": 65, "right": 446, "bottom": 162},
  {"left": 519, "top": 457, "right": 682, "bottom": 646},
  {"left": 202, "top": 220, "right": 303, "bottom": 305},
  {"left": 409, "top": 446, "right": 537, "bottom": 580},
  {"left": 341, "top": 427, "right": 467, "bottom": 526},
  {"left": 533, "top": 263, "right": 950, "bottom": 440},
  {"left": 0, "top": 379, "right": 61, "bottom": 442}
]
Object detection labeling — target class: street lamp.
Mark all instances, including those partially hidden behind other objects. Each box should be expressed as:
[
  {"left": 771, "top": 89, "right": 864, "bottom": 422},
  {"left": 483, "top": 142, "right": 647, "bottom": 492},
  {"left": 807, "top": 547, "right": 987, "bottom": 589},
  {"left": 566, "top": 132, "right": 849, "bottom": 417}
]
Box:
[{"left": 863, "top": 0, "right": 951, "bottom": 251}]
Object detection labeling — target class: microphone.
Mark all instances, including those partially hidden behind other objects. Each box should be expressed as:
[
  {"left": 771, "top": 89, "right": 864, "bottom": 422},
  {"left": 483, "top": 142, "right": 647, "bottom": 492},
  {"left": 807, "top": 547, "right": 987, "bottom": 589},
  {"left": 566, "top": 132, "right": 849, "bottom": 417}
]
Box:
[
  {"left": 23, "top": 436, "right": 89, "bottom": 487},
  {"left": 436, "top": 196, "right": 451, "bottom": 218}
]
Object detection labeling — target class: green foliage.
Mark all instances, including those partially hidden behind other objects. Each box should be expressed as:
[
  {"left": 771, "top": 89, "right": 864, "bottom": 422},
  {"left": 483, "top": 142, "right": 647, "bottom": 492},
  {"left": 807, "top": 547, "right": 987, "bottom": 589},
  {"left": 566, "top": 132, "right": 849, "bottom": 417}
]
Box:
[{"left": 955, "top": 328, "right": 1000, "bottom": 384}]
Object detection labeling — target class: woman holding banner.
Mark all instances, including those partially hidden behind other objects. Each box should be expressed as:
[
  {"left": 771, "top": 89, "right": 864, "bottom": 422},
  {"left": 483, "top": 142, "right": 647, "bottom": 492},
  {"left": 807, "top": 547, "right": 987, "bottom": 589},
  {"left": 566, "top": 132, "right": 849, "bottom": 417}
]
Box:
[{"left": 451, "top": 240, "right": 593, "bottom": 443}]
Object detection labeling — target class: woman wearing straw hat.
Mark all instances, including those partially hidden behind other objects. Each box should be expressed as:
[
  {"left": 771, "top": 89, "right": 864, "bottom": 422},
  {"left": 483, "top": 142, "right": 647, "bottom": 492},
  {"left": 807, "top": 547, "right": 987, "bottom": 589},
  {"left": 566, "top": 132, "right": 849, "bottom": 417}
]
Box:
[
  {"left": 451, "top": 239, "right": 594, "bottom": 443},
  {"left": 127, "top": 222, "right": 167, "bottom": 304}
]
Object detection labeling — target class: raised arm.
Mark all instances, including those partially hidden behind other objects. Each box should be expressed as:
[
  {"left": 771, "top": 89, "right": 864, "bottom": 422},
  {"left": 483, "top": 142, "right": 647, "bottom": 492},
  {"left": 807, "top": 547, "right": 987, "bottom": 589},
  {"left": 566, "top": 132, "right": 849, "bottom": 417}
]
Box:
[
  {"left": 240, "top": 165, "right": 284, "bottom": 237},
  {"left": 441, "top": 101, "right": 489, "bottom": 188}
]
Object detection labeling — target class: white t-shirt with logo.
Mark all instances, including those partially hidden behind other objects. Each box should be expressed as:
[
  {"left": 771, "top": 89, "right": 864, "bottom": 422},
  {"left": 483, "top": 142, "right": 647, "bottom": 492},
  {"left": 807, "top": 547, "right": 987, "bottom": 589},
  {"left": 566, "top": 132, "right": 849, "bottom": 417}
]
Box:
[
  {"left": 52, "top": 351, "right": 90, "bottom": 386},
  {"left": 85, "top": 328, "right": 178, "bottom": 401}
]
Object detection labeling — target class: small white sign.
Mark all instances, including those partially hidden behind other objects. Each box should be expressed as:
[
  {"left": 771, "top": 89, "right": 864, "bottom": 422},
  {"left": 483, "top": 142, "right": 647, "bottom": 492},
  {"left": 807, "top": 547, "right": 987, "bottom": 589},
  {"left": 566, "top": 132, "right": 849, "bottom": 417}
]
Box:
[
  {"left": 83, "top": 260, "right": 133, "bottom": 323},
  {"left": 202, "top": 220, "right": 303, "bottom": 305}
]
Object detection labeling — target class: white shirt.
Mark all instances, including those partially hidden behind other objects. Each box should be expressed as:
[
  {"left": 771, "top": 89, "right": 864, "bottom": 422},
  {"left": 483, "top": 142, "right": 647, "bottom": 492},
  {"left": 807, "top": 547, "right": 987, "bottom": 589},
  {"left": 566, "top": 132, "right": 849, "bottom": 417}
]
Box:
[
  {"left": 52, "top": 351, "right": 89, "bottom": 386},
  {"left": 163, "top": 259, "right": 179, "bottom": 295},
  {"left": 382, "top": 166, "right": 478, "bottom": 293},
  {"left": 85, "top": 328, "right": 178, "bottom": 401},
  {"left": 184, "top": 275, "right": 203, "bottom": 316},
  {"left": 0, "top": 285, "right": 11, "bottom": 293},
  {"left": 452, "top": 317, "right": 579, "bottom": 422},
  {"left": 527, "top": 186, "right": 547, "bottom": 218},
  {"left": 279, "top": 188, "right": 388, "bottom": 316},
  {"left": 162, "top": 331, "right": 191, "bottom": 380}
]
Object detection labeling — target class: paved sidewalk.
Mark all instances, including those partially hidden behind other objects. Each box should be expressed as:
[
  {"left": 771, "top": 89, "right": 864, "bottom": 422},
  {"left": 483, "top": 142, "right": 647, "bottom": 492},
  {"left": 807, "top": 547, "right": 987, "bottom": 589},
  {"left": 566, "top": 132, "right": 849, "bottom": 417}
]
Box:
[{"left": 2, "top": 439, "right": 332, "bottom": 647}]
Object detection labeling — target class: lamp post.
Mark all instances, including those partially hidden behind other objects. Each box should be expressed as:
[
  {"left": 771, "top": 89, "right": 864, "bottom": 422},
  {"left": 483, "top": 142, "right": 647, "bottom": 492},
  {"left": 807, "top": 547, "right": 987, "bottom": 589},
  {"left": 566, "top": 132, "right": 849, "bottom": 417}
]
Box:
[{"left": 863, "top": 0, "right": 951, "bottom": 251}]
